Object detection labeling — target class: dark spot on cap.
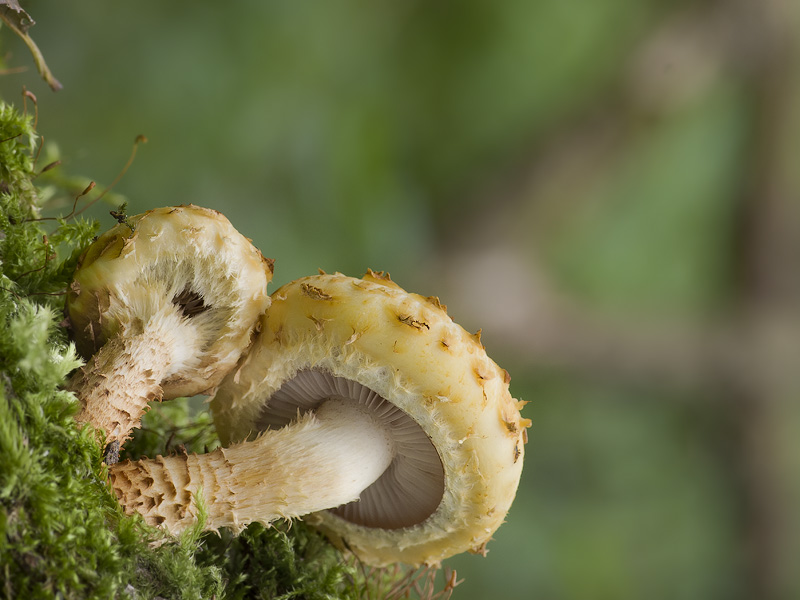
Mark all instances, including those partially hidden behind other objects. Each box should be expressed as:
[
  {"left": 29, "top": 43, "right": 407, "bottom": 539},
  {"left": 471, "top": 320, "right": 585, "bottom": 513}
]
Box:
[
  {"left": 398, "top": 315, "right": 430, "bottom": 330},
  {"left": 301, "top": 283, "right": 333, "bottom": 300}
]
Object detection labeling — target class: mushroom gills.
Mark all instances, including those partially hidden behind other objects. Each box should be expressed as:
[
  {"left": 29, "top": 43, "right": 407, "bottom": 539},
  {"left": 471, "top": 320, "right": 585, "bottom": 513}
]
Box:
[
  {"left": 172, "top": 287, "right": 208, "bottom": 318},
  {"left": 258, "top": 369, "right": 445, "bottom": 530}
]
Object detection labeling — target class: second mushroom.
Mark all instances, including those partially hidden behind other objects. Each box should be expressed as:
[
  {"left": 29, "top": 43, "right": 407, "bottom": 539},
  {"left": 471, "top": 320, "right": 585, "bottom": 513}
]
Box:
[{"left": 109, "top": 271, "right": 529, "bottom": 566}]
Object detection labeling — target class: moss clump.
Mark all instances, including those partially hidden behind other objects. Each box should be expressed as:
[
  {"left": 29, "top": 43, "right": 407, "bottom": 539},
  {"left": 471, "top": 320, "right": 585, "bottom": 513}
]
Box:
[{"left": 0, "top": 102, "right": 127, "bottom": 599}]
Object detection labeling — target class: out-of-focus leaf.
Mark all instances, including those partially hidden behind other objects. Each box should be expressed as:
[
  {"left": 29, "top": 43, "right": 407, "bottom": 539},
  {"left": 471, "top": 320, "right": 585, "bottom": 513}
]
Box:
[
  {"left": 0, "top": 1, "right": 62, "bottom": 91},
  {"left": 0, "top": 0, "right": 34, "bottom": 34}
]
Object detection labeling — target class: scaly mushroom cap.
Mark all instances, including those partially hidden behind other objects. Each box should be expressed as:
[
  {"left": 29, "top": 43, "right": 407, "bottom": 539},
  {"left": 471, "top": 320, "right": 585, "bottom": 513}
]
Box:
[
  {"left": 211, "top": 270, "right": 529, "bottom": 566},
  {"left": 67, "top": 205, "right": 272, "bottom": 398}
]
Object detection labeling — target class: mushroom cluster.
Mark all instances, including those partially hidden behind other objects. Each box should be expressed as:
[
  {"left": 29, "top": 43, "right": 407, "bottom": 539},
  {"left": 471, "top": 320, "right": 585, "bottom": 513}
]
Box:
[{"left": 69, "top": 206, "right": 529, "bottom": 567}]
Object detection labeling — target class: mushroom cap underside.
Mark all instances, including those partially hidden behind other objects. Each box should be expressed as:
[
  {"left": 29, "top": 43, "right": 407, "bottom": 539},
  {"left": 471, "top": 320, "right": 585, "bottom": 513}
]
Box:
[
  {"left": 212, "top": 271, "right": 529, "bottom": 566},
  {"left": 67, "top": 205, "right": 272, "bottom": 397}
]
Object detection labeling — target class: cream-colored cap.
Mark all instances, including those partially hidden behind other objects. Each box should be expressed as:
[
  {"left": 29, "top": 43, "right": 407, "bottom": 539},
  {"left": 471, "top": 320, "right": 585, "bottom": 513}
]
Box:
[
  {"left": 67, "top": 205, "right": 272, "bottom": 398},
  {"left": 212, "top": 270, "right": 529, "bottom": 566}
]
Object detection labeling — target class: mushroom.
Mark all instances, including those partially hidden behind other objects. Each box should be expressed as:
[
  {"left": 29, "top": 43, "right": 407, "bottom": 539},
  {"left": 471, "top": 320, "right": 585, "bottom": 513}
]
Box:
[
  {"left": 108, "top": 270, "right": 530, "bottom": 566},
  {"left": 66, "top": 205, "right": 272, "bottom": 450}
]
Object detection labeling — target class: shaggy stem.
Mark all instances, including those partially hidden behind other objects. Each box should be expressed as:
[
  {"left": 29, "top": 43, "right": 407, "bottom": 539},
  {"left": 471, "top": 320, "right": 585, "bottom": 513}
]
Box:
[
  {"left": 69, "top": 327, "right": 176, "bottom": 448},
  {"left": 109, "top": 399, "right": 395, "bottom": 534}
]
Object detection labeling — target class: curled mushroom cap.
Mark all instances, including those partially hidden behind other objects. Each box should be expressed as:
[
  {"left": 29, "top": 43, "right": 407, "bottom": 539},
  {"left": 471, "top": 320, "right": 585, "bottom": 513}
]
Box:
[
  {"left": 211, "top": 270, "right": 530, "bottom": 566},
  {"left": 67, "top": 205, "right": 272, "bottom": 447}
]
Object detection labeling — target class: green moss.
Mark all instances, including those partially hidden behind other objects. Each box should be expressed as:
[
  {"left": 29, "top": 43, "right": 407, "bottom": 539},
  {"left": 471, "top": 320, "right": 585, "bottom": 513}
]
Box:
[{"left": 0, "top": 102, "right": 133, "bottom": 599}]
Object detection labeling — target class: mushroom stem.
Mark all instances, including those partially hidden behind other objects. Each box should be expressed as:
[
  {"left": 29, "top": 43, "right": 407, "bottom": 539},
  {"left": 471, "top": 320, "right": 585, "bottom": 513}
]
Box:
[
  {"left": 108, "top": 399, "right": 396, "bottom": 534},
  {"left": 70, "top": 332, "right": 167, "bottom": 447},
  {"left": 69, "top": 311, "right": 196, "bottom": 448}
]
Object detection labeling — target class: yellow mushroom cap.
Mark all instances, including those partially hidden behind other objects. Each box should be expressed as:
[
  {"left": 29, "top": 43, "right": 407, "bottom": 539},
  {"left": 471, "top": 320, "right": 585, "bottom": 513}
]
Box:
[
  {"left": 67, "top": 205, "right": 272, "bottom": 398},
  {"left": 211, "top": 271, "right": 530, "bottom": 566}
]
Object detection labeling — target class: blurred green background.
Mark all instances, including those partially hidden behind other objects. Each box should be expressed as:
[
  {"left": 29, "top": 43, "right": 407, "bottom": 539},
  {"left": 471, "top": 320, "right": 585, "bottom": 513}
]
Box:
[{"left": 3, "top": 1, "right": 800, "bottom": 598}]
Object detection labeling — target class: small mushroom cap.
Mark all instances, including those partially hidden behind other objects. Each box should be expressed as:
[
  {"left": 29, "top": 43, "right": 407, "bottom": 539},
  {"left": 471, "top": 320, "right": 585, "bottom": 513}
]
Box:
[
  {"left": 67, "top": 205, "right": 272, "bottom": 398},
  {"left": 212, "top": 271, "right": 530, "bottom": 566}
]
